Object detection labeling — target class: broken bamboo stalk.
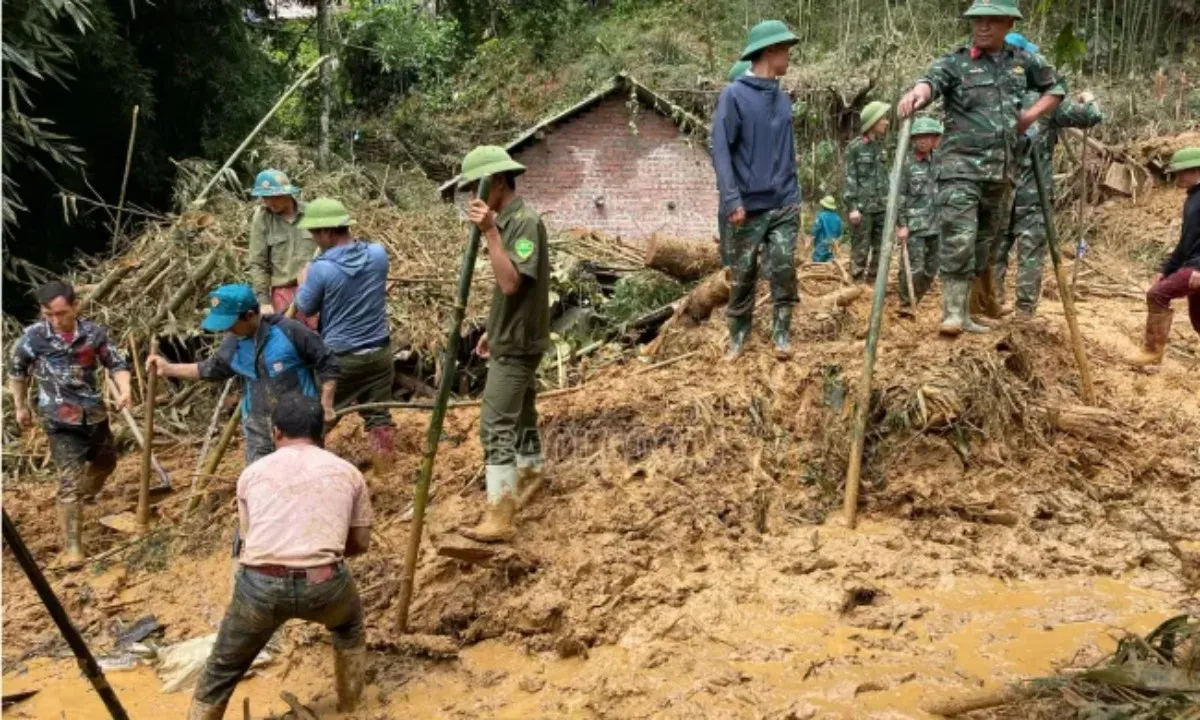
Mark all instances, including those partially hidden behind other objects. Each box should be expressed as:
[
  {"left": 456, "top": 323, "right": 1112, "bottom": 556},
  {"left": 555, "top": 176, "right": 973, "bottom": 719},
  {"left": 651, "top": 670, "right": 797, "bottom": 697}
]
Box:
[
  {"left": 137, "top": 365, "right": 157, "bottom": 531},
  {"left": 112, "top": 105, "right": 139, "bottom": 244},
  {"left": 185, "top": 405, "right": 241, "bottom": 517},
  {"left": 152, "top": 247, "right": 222, "bottom": 325},
  {"left": 924, "top": 685, "right": 1026, "bottom": 717},
  {"left": 80, "top": 264, "right": 134, "bottom": 311}
]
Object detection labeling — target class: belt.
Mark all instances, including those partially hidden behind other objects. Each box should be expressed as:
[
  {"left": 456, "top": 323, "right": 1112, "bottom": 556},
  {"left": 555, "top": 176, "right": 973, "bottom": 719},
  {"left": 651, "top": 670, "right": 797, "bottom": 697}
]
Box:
[{"left": 245, "top": 562, "right": 341, "bottom": 584}]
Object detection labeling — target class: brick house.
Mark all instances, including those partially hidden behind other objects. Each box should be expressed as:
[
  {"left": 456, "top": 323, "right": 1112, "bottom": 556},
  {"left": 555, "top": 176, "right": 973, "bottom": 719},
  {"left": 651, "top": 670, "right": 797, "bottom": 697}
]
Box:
[{"left": 439, "top": 74, "right": 718, "bottom": 244}]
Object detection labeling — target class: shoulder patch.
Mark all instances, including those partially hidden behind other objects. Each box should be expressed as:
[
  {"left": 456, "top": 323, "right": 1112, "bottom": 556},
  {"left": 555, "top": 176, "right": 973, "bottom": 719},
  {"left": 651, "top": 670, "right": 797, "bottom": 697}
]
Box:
[{"left": 514, "top": 237, "right": 536, "bottom": 261}]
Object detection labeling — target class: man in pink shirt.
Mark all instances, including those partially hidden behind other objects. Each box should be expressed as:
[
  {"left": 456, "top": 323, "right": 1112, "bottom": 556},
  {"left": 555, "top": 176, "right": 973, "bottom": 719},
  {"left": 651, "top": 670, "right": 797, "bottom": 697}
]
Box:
[{"left": 188, "top": 394, "right": 372, "bottom": 720}]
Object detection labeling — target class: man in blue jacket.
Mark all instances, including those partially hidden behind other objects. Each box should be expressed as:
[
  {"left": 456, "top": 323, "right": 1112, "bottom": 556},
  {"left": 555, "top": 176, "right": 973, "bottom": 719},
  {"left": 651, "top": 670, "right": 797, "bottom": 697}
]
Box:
[
  {"left": 295, "top": 198, "right": 398, "bottom": 472},
  {"left": 712, "top": 20, "right": 801, "bottom": 360}
]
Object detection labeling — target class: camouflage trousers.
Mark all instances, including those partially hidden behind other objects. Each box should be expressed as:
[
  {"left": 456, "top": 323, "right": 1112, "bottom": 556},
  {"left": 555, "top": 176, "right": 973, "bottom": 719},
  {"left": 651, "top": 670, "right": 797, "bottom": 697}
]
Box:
[
  {"left": 850, "top": 211, "right": 885, "bottom": 281},
  {"left": 937, "top": 178, "right": 1013, "bottom": 282},
  {"left": 717, "top": 213, "right": 732, "bottom": 267},
  {"left": 898, "top": 232, "right": 939, "bottom": 306},
  {"left": 46, "top": 420, "right": 118, "bottom": 504},
  {"left": 992, "top": 201, "right": 1045, "bottom": 312},
  {"left": 726, "top": 206, "right": 800, "bottom": 319}
]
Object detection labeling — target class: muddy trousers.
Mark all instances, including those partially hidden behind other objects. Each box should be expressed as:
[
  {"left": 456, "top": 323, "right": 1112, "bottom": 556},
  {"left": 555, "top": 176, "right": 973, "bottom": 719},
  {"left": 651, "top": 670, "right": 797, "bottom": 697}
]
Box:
[
  {"left": 849, "top": 211, "right": 885, "bottom": 282},
  {"left": 333, "top": 345, "right": 395, "bottom": 430},
  {"left": 937, "top": 178, "right": 1012, "bottom": 284},
  {"left": 897, "top": 232, "right": 939, "bottom": 306},
  {"left": 992, "top": 201, "right": 1046, "bottom": 312},
  {"left": 480, "top": 355, "right": 543, "bottom": 468},
  {"left": 194, "top": 564, "right": 364, "bottom": 707},
  {"left": 726, "top": 206, "right": 800, "bottom": 320},
  {"left": 46, "top": 420, "right": 117, "bottom": 504},
  {"left": 1148, "top": 267, "right": 1200, "bottom": 333}
]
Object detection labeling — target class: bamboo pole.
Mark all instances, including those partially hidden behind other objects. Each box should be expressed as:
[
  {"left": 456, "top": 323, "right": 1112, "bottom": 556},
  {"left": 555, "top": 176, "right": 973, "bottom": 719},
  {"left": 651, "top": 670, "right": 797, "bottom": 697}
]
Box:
[
  {"left": 192, "top": 55, "right": 330, "bottom": 206},
  {"left": 1032, "top": 150, "right": 1096, "bottom": 405},
  {"left": 80, "top": 265, "right": 134, "bottom": 311},
  {"left": 105, "top": 378, "right": 170, "bottom": 489},
  {"left": 151, "top": 247, "right": 222, "bottom": 325},
  {"left": 2, "top": 511, "right": 130, "bottom": 720},
  {"left": 901, "top": 243, "right": 917, "bottom": 309},
  {"left": 185, "top": 405, "right": 242, "bottom": 517},
  {"left": 1072, "top": 127, "right": 1091, "bottom": 290},
  {"left": 137, "top": 365, "right": 157, "bottom": 531},
  {"left": 112, "top": 105, "right": 139, "bottom": 243},
  {"left": 843, "top": 117, "right": 912, "bottom": 530},
  {"left": 397, "top": 177, "right": 491, "bottom": 632}
]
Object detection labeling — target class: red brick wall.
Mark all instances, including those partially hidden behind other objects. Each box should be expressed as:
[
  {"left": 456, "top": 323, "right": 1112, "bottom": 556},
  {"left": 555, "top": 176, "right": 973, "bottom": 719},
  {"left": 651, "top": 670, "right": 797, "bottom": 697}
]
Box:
[{"left": 456, "top": 96, "right": 719, "bottom": 244}]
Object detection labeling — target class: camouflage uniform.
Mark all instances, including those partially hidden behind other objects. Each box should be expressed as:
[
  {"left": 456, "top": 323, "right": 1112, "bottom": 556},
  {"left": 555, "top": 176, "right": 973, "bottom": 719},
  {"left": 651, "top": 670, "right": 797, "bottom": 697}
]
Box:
[
  {"left": 843, "top": 136, "right": 889, "bottom": 281},
  {"left": 993, "top": 96, "right": 1102, "bottom": 313},
  {"left": 897, "top": 148, "right": 940, "bottom": 305},
  {"left": 727, "top": 206, "right": 800, "bottom": 321}
]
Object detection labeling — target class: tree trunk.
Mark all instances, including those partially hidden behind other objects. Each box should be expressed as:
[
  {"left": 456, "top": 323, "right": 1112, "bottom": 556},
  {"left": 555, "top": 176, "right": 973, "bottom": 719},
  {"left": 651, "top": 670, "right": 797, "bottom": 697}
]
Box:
[
  {"left": 644, "top": 234, "right": 722, "bottom": 281},
  {"left": 677, "top": 268, "right": 731, "bottom": 325},
  {"left": 316, "top": 0, "right": 332, "bottom": 169}
]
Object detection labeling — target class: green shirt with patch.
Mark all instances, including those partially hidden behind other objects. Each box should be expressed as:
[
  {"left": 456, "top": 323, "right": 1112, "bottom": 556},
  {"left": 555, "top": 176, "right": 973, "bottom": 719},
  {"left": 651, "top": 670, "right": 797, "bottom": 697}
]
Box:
[
  {"left": 487, "top": 197, "right": 550, "bottom": 358},
  {"left": 247, "top": 201, "right": 317, "bottom": 305}
]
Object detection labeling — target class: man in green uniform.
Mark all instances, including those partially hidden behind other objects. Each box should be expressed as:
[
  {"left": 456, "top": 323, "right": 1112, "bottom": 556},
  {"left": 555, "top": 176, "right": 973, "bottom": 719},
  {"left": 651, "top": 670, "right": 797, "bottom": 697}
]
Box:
[
  {"left": 897, "top": 117, "right": 944, "bottom": 316},
  {"left": 247, "top": 169, "right": 318, "bottom": 328},
  {"left": 456, "top": 146, "right": 550, "bottom": 544},
  {"left": 898, "top": 0, "right": 1065, "bottom": 336},
  {"left": 844, "top": 100, "right": 892, "bottom": 283},
  {"left": 994, "top": 86, "right": 1103, "bottom": 317}
]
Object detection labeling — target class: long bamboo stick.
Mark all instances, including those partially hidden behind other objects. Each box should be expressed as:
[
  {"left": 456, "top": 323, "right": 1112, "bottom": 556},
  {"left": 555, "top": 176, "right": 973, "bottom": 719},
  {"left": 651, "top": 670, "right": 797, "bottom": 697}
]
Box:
[
  {"left": 397, "top": 177, "right": 491, "bottom": 632},
  {"left": 186, "top": 405, "right": 242, "bottom": 517},
  {"left": 137, "top": 365, "right": 157, "bottom": 531},
  {"left": 151, "top": 247, "right": 222, "bottom": 325},
  {"left": 105, "top": 378, "right": 170, "bottom": 489},
  {"left": 112, "top": 105, "right": 139, "bottom": 244},
  {"left": 844, "top": 116, "right": 912, "bottom": 530}
]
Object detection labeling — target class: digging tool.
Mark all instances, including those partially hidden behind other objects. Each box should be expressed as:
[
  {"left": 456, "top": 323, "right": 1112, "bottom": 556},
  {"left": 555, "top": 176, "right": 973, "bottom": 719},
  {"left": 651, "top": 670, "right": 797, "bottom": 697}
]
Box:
[
  {"left": 843, "top": 116, "right": 913, "bottom": 530},
  {"left": 104, "top": 377, "right": 171, "bottom": 491},
  {"left": 2, "top": 510, "right": 131, "bottom": 720},
  {"left": 397, "top": 177, "right": 491, "bottom": 632},
  {"left": 1031, "top": 148, "right": 1096, "bottom": 405}
]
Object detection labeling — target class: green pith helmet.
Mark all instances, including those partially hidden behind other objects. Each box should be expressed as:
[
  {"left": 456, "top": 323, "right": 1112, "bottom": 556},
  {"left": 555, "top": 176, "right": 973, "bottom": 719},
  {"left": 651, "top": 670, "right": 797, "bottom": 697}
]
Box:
[
  {"left": 964, "top": 0, "right": 1023, "bottom": 19},
  {"left": 820, "top": 195, "right": 837, "bottom": 211},
  {"left": 739, "top": 20, "right": 799, "bottom": 61},
  {"left": 911, "top": 117, "right": 945, "bottom": 136},
  {"left": 728, "top": 60, "right": 752, "bottom": 82},
  {"left": 860, "top": 101, "right": 891, "bottom": 135},
  {"left": 457, "top": 145, "right": 526, "bottom": 190},
  {"left": 296, "top": 197, "right": 355, "bottom": 230},
  {"left": 1165, "top": 147, "right": 1200, "bottom": 174}
]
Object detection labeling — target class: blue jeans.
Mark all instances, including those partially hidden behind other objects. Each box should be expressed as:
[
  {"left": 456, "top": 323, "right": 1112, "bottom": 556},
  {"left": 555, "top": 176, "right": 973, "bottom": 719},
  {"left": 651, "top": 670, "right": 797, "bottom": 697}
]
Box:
[{"left": 193, "top": 564, "right": 363, "bottom": 706}]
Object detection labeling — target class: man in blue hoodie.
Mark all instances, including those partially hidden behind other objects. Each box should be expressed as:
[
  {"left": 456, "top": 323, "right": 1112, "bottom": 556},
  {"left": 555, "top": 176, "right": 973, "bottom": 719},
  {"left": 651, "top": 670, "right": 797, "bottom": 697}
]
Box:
[
  {"left": 295, "top": 198, "right": 397, "bottom": 471},
  {"left": 712, "top": 20, "right": 801, "bottom": 361}
]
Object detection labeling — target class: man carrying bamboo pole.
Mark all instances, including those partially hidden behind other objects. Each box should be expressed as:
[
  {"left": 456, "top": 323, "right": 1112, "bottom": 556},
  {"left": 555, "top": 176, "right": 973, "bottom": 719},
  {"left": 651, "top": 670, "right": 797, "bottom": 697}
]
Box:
[
  {"left": 712, "top": 20, "right": 801, "bottom": 360},
  {"left": 246, "top": 168, "right": 318, "bottom": 329},
  {"left": 455, "top": 146, "right": 550, "bottom": 544},
  {"left": 294, "top": 198, "right": 399, "bottom": 472},
  {"left": 9, "top": 281, "right": 133, "bottom": 564},
  {"left": 896, "top": 117, "right": 945, "bottom": 315},
  {"left": 844, "top": 101, "right": 892, "bottom": 283},
  {"left": 146, "top": 284, "right": 339, "bottom": 462},
  {"left": 897, "top": 0, "right": 1065, "bottom": 336}
]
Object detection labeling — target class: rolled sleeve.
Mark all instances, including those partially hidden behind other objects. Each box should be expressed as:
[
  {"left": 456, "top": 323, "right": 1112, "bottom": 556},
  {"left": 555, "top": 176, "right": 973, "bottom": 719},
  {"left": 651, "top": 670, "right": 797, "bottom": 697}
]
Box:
[{"left": 197, "top": 336, "right": 238, "bottom": 381}]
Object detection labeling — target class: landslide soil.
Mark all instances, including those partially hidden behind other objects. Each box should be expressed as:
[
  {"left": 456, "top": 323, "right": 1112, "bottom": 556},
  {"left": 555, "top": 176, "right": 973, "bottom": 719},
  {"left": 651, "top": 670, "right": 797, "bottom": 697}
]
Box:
[{"left": 3, "top": 188, "right": 1199, "bottom": 719}]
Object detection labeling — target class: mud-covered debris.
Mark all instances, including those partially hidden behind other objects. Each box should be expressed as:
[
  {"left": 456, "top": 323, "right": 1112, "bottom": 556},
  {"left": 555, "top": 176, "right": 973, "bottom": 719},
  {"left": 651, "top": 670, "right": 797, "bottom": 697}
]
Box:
[
  {"left": 374, "top": 633, "right": 460, "bottom": 660},
  {"left": 839, "top": 586, "right": 881, "bottom": 614}
]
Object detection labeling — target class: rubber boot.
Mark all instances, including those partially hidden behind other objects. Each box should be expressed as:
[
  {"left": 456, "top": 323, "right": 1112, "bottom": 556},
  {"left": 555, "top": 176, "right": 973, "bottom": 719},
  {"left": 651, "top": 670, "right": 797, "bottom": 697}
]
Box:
[
  {"left": 367, "top": 425, "right": 396, "bottom": 475},
  {"left": 771, "top": 305, "right": 793, "bottom": 360},
  {"left": 724, "top": 315, "right": 751, "bottom": 361},
  {"left": 1126, "top": 306, "right": 1173, "bottom": 367},
  {"left": 939, "top": 278, "right": 967, "bottom": 337},
  {"left": 516, "top": 454, "right": 545, "bottom": 508},
  {"left": 334, "top": 643, "right": 367, "bottom": 712},
  {"left": 962, "top": 286, "right": 992, "bottom": 334},
  {"left": 968, "top": 275, "right": 1002, "bottom": 328},
  {"left": 461, "top": 465, "right": 517, "bottom": 543},
  {"left": 186, "top": 699, "right": 227, "bottom": 720},
  {"left": 58, "top": 502, "right": 84, "bottom": 566}
]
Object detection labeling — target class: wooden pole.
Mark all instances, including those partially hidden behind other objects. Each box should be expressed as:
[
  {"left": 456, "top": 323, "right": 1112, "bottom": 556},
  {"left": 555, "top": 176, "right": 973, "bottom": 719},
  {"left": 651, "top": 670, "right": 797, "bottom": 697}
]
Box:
[
  {"left": 1032, "top": 149, "right": 1096, "bottom": 405},
  {"left": 186, "top": 405, "right": 242, "bottom": 517},
  {"left": 901, "top": 243, "right": 917, "bottom": 309},
  {"left": 1071, "top": 127, "right": 1090, "bottom": 290},
  {"left": 137, "top": 365, "right": 157, "bottom": 531},
  {"left": 105, "top": 378, "right": 170, "bottom": 489},
  {"left": 2, "top": 511, "right": 130, "bottom": 719},
  {"left": 112, "top": 105, "right": 139, "bottom": 243},
  {"left": 843, "top": 117, "right": 912, "bottom": 529},
  {"left": 397, "top": 177, "right": 491, "bottom": 632}
]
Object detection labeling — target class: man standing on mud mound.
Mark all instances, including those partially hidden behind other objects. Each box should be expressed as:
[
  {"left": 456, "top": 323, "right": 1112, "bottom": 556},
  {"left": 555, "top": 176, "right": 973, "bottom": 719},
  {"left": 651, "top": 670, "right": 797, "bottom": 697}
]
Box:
[
  {"left": 1126, "top": 147, "right": 1200, "bottom": 367},
  {"left": 246, "top": 168, "right": 318, "bottom": 329},
  {"left": 294, "top": 197, "right": 398, "bottom": 473},
  {"left": 147, "top": 284, "right": 339, "bottom": 463},
  {"left": 187, "top": 394, "right": 371, "bottom": 720},
  {"left": 712, "top": 19, "right": 801, "bottom": 361},
  {"left": 456, "top": 145, "right": 550, "bottom": 544},
  {"left": 844, "top": 100, "right": 892, "bottom": 283},
  {"left": 898, "top": 0, "right": 1065, "bottom": 337},
  {"left": 9, "top": 281, "right": 133, "bottom": 565},
  {"left": 897, "top": 117, "right": 945, "bottom": 316},
  {"left": 991, "top": 34, "right": 1104, "bottom": 319}
]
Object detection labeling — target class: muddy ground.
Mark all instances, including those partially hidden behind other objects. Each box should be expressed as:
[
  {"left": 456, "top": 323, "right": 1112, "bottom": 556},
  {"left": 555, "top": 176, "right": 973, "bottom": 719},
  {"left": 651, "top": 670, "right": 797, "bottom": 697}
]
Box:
[{"left": 3, "top": 186, "right": 1199, "bottom": 719}]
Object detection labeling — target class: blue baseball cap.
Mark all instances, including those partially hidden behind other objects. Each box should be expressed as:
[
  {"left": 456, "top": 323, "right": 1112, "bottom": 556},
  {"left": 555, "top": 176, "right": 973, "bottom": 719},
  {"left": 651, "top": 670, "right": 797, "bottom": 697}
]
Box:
[
  {"left": 1005, "top": 32, "right": 1039, "bottom": 53},
  {"left": 200, "top": 284, "right": 258, "bottom": 332}
]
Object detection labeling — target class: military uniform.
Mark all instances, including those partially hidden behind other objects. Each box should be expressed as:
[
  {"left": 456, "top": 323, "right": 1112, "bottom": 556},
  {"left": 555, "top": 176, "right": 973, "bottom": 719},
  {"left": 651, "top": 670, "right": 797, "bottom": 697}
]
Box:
[
  {"left": 843, "top": 136, "right": 889, "bottom": 281},
  {"left": 993, "top": 96, "right": 1102, "bottom": 313},
  {"left": 898, "top": 147, "right": 941, "bottom": 306}
]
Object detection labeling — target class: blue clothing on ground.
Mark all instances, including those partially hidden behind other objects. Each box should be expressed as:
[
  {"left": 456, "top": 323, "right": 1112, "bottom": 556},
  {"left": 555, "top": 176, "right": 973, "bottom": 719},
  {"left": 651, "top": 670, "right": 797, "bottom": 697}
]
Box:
[
  {"left": 810, "top": 209, "right": 844, "bottom": 262},
  {"left": 295, "top": 240, "right": 390, "bottom": 354},
  {"left": 712, "top": 74, "right": 800, "bottom": 219}
]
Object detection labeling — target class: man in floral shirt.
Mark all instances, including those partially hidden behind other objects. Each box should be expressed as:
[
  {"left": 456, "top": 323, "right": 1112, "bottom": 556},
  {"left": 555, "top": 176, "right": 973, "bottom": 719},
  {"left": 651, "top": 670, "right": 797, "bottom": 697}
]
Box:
[{"left": 9, "top": 281, "right": 132, "bottom": 564}]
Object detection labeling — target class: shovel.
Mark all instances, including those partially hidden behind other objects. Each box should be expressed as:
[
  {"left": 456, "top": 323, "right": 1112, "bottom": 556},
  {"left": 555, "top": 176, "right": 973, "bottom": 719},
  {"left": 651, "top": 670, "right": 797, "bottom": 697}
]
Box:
[{"left": 100, "top": 368, "right": 168, "bottom": 534}]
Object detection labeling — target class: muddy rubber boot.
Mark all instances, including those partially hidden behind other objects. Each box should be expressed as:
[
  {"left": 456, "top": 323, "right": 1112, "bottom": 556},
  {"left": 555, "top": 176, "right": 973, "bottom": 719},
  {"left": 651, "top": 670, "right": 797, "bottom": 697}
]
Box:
[
  {"left": 186, "top": 699, "right": 227, "bottom": 720},
  {"left": 57, "top": 502, "right": 85, "bottom": 566},
  {"left": 461, "top": 465, "right": 517, "bottom": 543},
  {"left": 962, "top": 287, "right": 992, "bottom": 335},
  {"left": 367, "top": 425, "right": 396, "bottom": 475},
  {"left": 724, "top": 315, "right": 751, "bottom": 361},
  {"left": 771, "top": 306, "right": 793, "bottom": 360},
  {"left": 1126, "top": 306, "right": 1173, "bottom": 367},
  {"left": 968, "top": 277, "right": 1002, "bottom": 328},
  {"left": 938, "top": 279, "right": 967, "bottom": 337},
  {"left": 334, "top": 643, "right": 367, "bottom": 712}
]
